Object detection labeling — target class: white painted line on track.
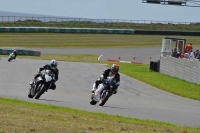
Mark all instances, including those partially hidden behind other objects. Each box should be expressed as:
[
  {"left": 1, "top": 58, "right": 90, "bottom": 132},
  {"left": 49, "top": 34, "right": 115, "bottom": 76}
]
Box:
[
  {"left": 98, "top": 55, "right": 103, "bottom": 61},
  {"left": 119, "top": 61, "right": 131, "bottom": 63}
]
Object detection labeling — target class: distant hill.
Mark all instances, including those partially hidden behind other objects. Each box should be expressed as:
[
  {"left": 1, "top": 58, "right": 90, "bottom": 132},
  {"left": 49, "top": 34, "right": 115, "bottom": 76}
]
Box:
[
  {"left": 0, "top": 11, "right": 82, "bottom": 22},
  {"left": 0, "top": 11, "right": 70, "bottom": 18}
]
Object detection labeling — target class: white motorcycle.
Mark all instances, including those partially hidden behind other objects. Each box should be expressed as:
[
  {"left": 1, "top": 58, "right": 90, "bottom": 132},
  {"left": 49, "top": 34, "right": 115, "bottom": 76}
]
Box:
[
  {"left": 8, "top": 53, "right": 15, "bottom": 62},
  {"left": 90, "top": 76, "right": 116, "bottom": 106},
  {"left": 28, "top": 70, "right": 55, "bottom": 99}
]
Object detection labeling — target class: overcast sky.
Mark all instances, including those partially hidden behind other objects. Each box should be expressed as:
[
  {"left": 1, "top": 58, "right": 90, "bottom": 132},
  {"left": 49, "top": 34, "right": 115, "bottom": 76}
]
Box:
[{"left": 0, "top": 0, "right": 199, "bottom": 22}]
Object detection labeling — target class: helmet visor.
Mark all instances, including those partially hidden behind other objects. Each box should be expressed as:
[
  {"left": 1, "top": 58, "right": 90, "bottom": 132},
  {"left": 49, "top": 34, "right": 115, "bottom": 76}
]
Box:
[{"left": 50, "top": 64, "right": 57, "bottom": 69}]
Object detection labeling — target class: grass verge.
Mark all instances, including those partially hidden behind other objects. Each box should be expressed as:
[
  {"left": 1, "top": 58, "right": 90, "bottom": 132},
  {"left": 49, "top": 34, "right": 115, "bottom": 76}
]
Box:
[
  {"left": 1, "top": 97, "right": 200, "bottom": 133},
  {"left": 0, "top": 33, "right": 200, "bottom": 48}
]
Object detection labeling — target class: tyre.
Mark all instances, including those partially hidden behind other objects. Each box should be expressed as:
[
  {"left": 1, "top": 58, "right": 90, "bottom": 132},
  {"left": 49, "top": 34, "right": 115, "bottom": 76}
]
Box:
[
  {"left": 90, "top": 93, "right": 97, "bottom": 105},
  {"left": 28, "top": 86, "right": 34, "bottom": 98},
  {"left": 35, "top": 84, "right": 46, "bottom": 99},
  {"left": 99, "top": 92, "right": 110, "bottom": 106}
]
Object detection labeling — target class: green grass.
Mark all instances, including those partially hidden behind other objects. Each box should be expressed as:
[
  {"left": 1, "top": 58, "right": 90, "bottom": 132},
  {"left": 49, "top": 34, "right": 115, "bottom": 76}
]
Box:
[
  {"left": 1, "top": 97, "right": 200, "bottom": 133},
  {"left": 0, "top": 33, "right": 200, "bottom": 48},
  {"left": 117, "top": 63, "right": 200, "bottom": 101},
  {"left": 1, "top": 21, "right": 200, "bottom": 31}
]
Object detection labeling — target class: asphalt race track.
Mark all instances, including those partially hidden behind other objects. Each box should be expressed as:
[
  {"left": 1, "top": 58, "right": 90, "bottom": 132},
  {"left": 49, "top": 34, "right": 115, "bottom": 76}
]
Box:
[
  {"left": 33, "top": 47, "right": 162, "bottom": 64},
  {"left": 1, "top": 57, "right": 200, "bottom": 127},
  {"left": 33, "top": 46, "right": 200, "bottom": 64}
]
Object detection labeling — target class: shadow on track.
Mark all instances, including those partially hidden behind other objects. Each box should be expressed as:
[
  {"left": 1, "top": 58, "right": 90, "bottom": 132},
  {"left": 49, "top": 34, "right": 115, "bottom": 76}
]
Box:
[
  {"left": 102, "top": 105, "right": 132, "bottom": 110},
  {"left": 37, "top": 98, "right": 70, "bottom": 103}
]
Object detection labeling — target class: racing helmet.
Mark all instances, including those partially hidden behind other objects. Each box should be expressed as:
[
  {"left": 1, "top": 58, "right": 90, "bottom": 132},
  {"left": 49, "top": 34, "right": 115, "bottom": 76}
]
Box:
[
  {"left": 50, "top": 59, "right": 58, "bottom": 69},
  {"left": 111, "top": 64, "right": 119, "bottom": 74}
]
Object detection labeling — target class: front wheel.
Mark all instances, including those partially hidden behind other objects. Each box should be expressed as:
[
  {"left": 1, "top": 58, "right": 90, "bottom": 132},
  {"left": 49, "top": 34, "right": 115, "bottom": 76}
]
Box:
[
  {"left": 35, "top": 84, "right": 46, "bottom": 99},
  {"left": 90, "top": 93, "right": 97, "bottom": 105},
  {"left": 99, "top": 92, "right": 110, "bottom": 106},
  {"left": 28, "top": 86, "right": 34, "bottom": 98},
  {"left": 8, "top": 58, "right": 11, "bottom": 62}
]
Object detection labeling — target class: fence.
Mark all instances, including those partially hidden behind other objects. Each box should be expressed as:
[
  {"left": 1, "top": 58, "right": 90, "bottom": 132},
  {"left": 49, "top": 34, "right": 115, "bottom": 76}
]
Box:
[{"left": 0, "top": 16, "right": 194, "bottom": 24}]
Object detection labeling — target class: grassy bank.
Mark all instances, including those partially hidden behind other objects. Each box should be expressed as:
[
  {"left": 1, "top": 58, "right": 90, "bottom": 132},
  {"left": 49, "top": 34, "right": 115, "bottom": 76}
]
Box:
[
  {"left": 0, "top": 33, "right": 200, "bottom": 48},
  {"left": 1, "top": 97, "right": 200, "bottom": 133}
]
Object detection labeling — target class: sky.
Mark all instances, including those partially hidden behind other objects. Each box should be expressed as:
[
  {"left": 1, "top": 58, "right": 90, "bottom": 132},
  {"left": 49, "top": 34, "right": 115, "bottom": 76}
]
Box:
[{"left": 0, "top": 0, "right": 200, "bottom": 22}]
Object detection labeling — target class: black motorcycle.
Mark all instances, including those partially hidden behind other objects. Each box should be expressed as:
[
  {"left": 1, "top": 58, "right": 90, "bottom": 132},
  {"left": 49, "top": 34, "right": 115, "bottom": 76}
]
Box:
[
  {"left": 28, "top": 70, "right": 54, "bottom": 99},
  {"left": 90, "top": 77, "right": 116, "bottom": 106}
]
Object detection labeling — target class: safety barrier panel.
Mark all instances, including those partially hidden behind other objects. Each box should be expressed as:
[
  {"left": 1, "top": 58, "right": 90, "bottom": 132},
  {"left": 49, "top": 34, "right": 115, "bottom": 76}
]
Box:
[
  {"left": 0, "top": 27, "right": 199, "bottom": 36},
  {"left": 0, "top": 49, "right": 41, "bottom": 56},
  {"left": 134, "top": 30, "right": 200, "bottom": 36},
  {"left": 0, "top": 27, "right": 135, "bottom": 34}
]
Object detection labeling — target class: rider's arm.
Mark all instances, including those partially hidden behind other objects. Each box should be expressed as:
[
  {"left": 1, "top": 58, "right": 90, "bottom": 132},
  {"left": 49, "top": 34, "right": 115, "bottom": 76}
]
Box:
[
  {"left": 115, "top": 74, "right": 120, "bottom": 87},
  {"left": 102, "top": 69, "right": 110, "bottom": 79},
  {"left": 38, "top": 64, "right": 48, "bottom": 73},
  {"left": 55, "top": 70, "right": 59, "bottom": 82}
]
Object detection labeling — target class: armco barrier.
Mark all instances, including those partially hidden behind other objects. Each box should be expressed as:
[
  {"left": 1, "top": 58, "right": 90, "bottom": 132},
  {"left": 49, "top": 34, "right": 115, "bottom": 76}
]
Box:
[
  {"left": 0, "top": 27, "right": 200, "bottom": 36},
  {"left": 134, "top": 30, "right": 200, "bottom": 36},
  {"left": 0, "top": 27, "right": 135, "bottom": 34},
  {"left": 0, "top": 49, "right": 41, "bottom": 56}
]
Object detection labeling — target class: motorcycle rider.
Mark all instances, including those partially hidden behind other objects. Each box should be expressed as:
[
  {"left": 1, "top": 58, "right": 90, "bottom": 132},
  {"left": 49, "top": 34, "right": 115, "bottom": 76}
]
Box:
[
  {"left": 92, "top": 64, "right": 120, "bottom": 94},
  {"left": 30, "top": 59, "right": 59, "bottom": 90},
  {"left": 12, "top": 50, "right": 18, "bottom": 60}
]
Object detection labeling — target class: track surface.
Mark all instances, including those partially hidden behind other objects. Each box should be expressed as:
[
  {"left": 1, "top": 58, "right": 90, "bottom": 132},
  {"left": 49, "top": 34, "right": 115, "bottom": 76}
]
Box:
[
  {"left": 33, "top": 46, "right": 200, "bottom": 64},
  {"left": 1, "top": 58, "right": 200, "bottom": 127},
  {"left": 33, "top": 47, "right": 162, "bottom": 64}
]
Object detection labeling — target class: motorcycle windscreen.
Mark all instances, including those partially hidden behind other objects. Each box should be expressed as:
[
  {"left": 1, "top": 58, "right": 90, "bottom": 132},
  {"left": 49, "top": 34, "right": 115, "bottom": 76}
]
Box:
[
  {"left": 45, "top": 70, "right": 54, "bottom": 77},
  {"left": 9, "top": 53, "right": 14, "bottom": 57},
  {"left": 45, "top": 74, "right": 52, "bottom": 82}
]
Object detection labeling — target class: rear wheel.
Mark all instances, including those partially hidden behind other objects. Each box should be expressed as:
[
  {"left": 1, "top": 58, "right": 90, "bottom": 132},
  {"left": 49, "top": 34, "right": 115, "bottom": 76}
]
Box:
[
  {"left": 35, "top": 84, "right": 46, "bottom": 99},
  {"left": 90, "top": 93, "right": 97, "bottom": 105}
]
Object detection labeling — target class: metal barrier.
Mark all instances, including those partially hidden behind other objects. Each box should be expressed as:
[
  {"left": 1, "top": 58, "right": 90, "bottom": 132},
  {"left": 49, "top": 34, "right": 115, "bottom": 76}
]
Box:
[
  {"left": 0, "top": 49, "right": 41, "bottom": 56},
  {"left": 0, "top": 27, "right": 200, "bottom": 36},
  {"left": 0, "top": 27, "right": 135, "bottom": 34}
]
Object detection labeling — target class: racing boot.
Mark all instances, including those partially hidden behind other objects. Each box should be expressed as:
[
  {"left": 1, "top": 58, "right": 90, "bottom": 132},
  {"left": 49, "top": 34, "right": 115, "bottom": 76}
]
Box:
[{"left": 113, "top": 89, "right": 118, "bottom": 94}]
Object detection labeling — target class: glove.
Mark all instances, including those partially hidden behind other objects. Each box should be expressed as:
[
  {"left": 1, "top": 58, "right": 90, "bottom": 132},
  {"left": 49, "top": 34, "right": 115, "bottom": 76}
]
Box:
[{"left": 100, "top": 75, "right": 104, "bottom": 81}]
